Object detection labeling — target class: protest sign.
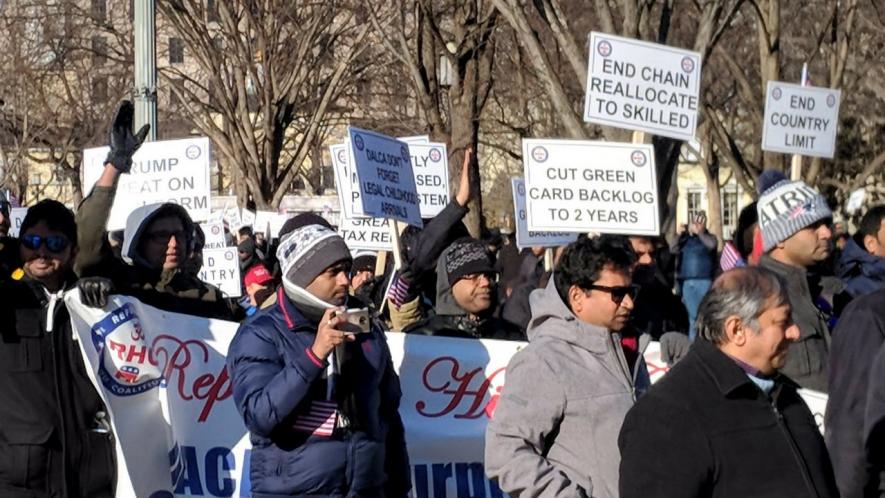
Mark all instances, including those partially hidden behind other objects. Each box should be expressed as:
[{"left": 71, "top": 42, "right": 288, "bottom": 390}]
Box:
[
  {"left": 253, "top": 211, "right": 276, "bottom": 237},
  {"left": 222, "top": 203, "right": 241, "bottom": 229},
  {"left": 338, "top": 215, "right": 394, "bottom": 251},
  {"left": 269, "top": 213, "right": 288, "bottom": 240},
  {"left": 240, "top": 209, "right": 256, "bottom": 228},
  {"left": 523, "top": 139, "right": 659, "bottom": 235},
  {"left": 347, "top": 127, "right": 422, "bottom": 227},
  {"left": 9, "top": 207, "right": 28, "bottom": 237},
  {"left": 331, "top": 142, "right": 364, "bottom": 219},
  {"left": 408, "top": 142, "right": 450, "bottom": 217},
  {"left": 200, "top": 222, "right": 227, "bottom": 249},
  {"left": 66, "top": 292, "right": 830, "bottom": 498},
  {"left": 198, "top": 247, "right": 241, "bottom": 297},
  {"left": 762, "top": 81, "right": 842, "bottom": 158},
  {"left": 83, "top": 137, "right": 211, "bottom": 230},
  {"left": 511, "top": 178, "right": 577, "bottom": 249},
  {"left": 584, "top": 32, "right": 701, "bottom": 141},
  {"left": 846, "top": 188, "right": 866, "bottom": 215},
  {"left": 206, "top": 209, "right": 224, "bottom": 225}
]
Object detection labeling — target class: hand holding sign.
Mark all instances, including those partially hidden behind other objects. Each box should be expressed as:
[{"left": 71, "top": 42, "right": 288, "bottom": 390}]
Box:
[{"left": 456, "top": 148, "right": 473, "bottom": 207}]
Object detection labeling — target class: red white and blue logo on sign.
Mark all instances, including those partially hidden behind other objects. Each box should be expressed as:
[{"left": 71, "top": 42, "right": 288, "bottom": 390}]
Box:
[
  {"left": 597, "top": 40, "right": 612, "bottom": 57},
  {"left": 827, "top": 94, "right": 837, "bottom": 108},
  {"left": 429, "top": 147, "right": 442, "bottom": 162},
  {"left": 185, "top": 145, "right": 201, "bottom": 160},
  {"left": 772, "top": 87, "right": 782, "bottom": 100},
  {"left": 90, "top": 304, "right": 162, "bottom": 396},
  {"left": 631, "top": 150, "right": 648, "bottom": 167},
  {"left": 337, "top": 149, "right": 346, "bottom": 162},
  {"left": 681, "top": 57, "right": 695, "bottom": 73},
  {"left": 224, "top": 250, "right": 234, "bottom": 261},
  {"left": 353, "top": 134, "right": 365, "bottom": 151},
  {"left": 531, "top": 146, "right": 549, "bottom": 163}
]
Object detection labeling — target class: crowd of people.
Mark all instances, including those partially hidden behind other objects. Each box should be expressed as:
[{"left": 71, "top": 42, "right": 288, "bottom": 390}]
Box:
[{"left": 0, "top": 101, "right": 884, "bottom": 497}]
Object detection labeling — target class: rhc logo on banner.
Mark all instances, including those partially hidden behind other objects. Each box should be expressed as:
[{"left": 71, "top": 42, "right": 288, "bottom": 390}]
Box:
[{"left": 91, "top": 303, "right": 163, "bottom": 396}]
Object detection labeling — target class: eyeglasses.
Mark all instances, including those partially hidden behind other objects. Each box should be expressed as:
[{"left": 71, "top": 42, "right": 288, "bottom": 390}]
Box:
[
  {"left": 146, "top": 230, "right": 187, "bottom": 245},
  {"left": 460, "top": 272, "right": 495, "bottom": 283},
  {"left": 21, "top": 234, "right": 71, "bottom": 253},
  {"left": 585, "top": 284, "right": 640, "bottom": 305}
]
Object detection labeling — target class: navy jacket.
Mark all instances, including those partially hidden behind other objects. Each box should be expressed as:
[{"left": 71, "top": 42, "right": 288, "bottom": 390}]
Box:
[
  {"left": 835, "top": 238, "right": 885, "bottom": 315},
  {"left": 227, "top": 288, "right": 410, "bottom": 498}
]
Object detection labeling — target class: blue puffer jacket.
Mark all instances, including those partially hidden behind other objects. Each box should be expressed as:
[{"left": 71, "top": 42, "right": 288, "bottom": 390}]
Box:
[
  {"left": 838, "top": 238, "right": 885, "bottom": 299},
  {"left": 227, "top": 288, "right": 410, "bottom": 498}
]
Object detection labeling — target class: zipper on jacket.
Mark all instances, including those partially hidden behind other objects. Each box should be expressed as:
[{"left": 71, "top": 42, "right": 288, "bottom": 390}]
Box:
[
  {"left": 608, "top": 332, "right": 636, "bottom": 399},
  {"left": 769, "top": 394, "right": 818, "bottom": 497}
]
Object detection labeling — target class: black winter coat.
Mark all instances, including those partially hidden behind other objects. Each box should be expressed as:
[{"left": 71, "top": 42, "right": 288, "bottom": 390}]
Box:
[
  {"left": 826, "top": 288, "right": 885, "bottom": 498},
  {"left": 619, "top": 339, "right": 839, "bottom": 498},
  {"left": 404, "top": 313, "right": 526, "bottom": 341},
  {"left": 0, "top": 275, "right": 115, "bottom": 498}
]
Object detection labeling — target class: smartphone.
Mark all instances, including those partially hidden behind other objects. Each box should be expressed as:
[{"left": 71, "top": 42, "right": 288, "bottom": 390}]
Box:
[{"left": 333, "top": 308, "right": 371, "bottom": 333}]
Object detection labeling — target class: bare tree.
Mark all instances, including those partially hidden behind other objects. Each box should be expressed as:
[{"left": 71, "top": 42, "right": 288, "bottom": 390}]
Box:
[{"left": 157, "top": 0, "right": 369, "bottom": 209}]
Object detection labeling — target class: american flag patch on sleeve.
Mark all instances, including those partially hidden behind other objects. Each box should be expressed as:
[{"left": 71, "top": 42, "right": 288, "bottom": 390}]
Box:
[{"left": 293, "top": 400, "right": 338, "bottom": 437}]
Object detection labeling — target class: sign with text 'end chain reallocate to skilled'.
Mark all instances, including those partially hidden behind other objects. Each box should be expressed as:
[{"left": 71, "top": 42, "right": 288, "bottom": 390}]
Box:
[
  {"left": 348, "top": 127, "right": 423, "bottom": 227},
  {"left": 523, "top": 139, "right": 659, "bottom": 236},
  {"left": 584, "top": 32, "right": 701, "bottom": 141},
  {"left": 762, "top": 81, "right": 841, "bottom": 159}
]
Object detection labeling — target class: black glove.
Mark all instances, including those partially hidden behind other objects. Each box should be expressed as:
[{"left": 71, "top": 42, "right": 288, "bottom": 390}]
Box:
[
  {"left": 78, "top": 277, "right": 115, "bottom": 308},
  {"left": 105, "top": 100, "right": 150, "bottom": 173}
]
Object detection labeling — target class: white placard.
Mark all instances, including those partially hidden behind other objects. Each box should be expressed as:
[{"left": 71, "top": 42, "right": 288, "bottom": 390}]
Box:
[
  {"left": 200, "top": 222, "right": 226, "bottom": 250},
  {"left": 762, "top": 81, "right": 842, "bottom": 159},
  {"left": 82, "top": 137, "right": 212, "bottom": 230},
  {"left": 348, "top": 127, "right": 422, "bottom": 227},
  {"left": 583, "top": 32, "right": 701, "bottom": 141},
  {"left": 330, "top": 143, "right": 363, "bottom": 219},
  {"left": 269, "top": 213, "right": 288, "bottom": 240},
  {"left": 240, "top": 209, "right": 256, "bottom": 227},
  {"left": 9, "top": 207, "right": 28, "bottom": 238},
  {"left": 846, "top": 188, "right": 866, "bottom": 215},
  {"left": 253, "top": 211, "right": 277, "bottom": 237},
  {"left": 408, "top": 142, "right": 450, "bottom": 217},
  {"left": 338, "top": 216, "right": 394, "bottom": 251},
  {"left": 523, "top": 139, "right": 659, "bottom": 235},
  {"left": 206, "top": 209, "right": 224, "bottom": 225},
  {"left": 222, "top": 203, "right": 241, "bottom": 229},
  {"left": 511, "top": 178, "right": 577, "bottom": 250},
  {"left": 198, "top": 247, "right": 241, "bottom": 297}
]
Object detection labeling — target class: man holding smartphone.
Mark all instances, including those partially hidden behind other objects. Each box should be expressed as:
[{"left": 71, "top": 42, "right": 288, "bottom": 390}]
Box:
[{"left": 227, "top": 223, "right": 410, "bottom": 498}]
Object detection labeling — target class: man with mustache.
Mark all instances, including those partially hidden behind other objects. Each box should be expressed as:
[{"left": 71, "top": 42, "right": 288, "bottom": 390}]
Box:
[
  {"left": 619, "top": 267, "right": 838, "bottom": 498},
  {"left": 756, "top": 176, "right": 834, "bottom": 392},
  {"left": 404, "top": 237, "right": 525, "bottom": 341},
  {"left": 227, "top": 223, "right": 410, "bottom": 497},
  {"left": 485, "top": 236, "right": 647, "bottom": 497}
]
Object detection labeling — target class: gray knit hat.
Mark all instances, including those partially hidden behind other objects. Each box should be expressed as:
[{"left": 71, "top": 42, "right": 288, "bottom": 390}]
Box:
[
  {"left": 276, "top": 224, "right": 351, "bottom": 288},
  {"left": 756, "top": 178, "right": 832, "bottom": 252}
]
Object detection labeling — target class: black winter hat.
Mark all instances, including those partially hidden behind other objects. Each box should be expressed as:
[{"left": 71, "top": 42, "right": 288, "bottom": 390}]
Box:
[{"left": 445, "top": 237, "right": 496, "bottom": 284}]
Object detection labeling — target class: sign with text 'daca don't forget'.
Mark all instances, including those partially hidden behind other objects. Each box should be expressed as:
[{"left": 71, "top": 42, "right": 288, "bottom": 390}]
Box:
[{"left": 523, "top": 139, "right": 659, "bottom": 236}]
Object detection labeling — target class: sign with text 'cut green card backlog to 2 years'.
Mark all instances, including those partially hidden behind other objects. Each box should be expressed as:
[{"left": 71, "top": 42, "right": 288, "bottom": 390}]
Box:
[
  {"left": 583, "top": 32, "right": 701, "bottom": 141},
  {"left": 523, "top": 139, "right": 659, "bottom": 236},
  {"left": 762, "top": 81, "right": 842, "bottom": 159}
]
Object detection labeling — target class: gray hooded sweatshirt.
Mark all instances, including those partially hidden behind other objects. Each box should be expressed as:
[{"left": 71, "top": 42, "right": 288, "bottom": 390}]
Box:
[{"left": 485, "top": 278, "right": 650, "bottom": 498}]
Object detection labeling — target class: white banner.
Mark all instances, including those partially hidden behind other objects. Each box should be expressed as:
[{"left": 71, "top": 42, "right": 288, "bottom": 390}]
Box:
[
  {"left": 240, "top": 209, "right": 256, "bottom": 228},
  {"left": 511, "top": 178, "right": 577, "bottom": 250},
  {"left": 338, "top": 215, "right": 394, "bottom": 251},
  {"left": 65, "top": 295, "right": 828, "bottom": 498},
  {"left": 200, "top": 222, "right": 227, "bottom": 250},
  {"left": 408, "top": 142, "right": 450, "bottom": 217},
  {"left": 347, "top": 127, "right": 422, "bottom": 227},
  {"left": 198, "top": 247, "right": 241, "bottom": 298},
  {"left": 82, "top": 137, "right": 211, "bottom": 230},
  {"left": 584, "top": 32, "right": 701, "bottom": 141},
  {"left": 523, "top": 139, "right": 659, "bottom": 235},
  {"left": 253, "top": 211, "right": 277, "bottom": 237},
  {"left": 9, "top": 206, "right": 28, "bottom": 238},
  {"left": 762, "top": 81, "right": 842, "bottom": 158}
]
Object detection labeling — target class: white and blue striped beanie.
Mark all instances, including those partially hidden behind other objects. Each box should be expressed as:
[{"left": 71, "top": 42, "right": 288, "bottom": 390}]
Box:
[{"left": 756, "top": 179, "right": 832, "bottom": 252}]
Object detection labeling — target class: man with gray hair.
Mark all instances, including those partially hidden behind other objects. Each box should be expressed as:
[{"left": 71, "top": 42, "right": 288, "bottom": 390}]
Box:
[{"left": 618, "top": 267, "right": 839, "bottom": 498}]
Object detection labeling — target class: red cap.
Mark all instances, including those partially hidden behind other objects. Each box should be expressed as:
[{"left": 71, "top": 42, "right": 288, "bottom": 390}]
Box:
[{"left": 244, "top": 264, "right": 273, "bottom": 288}]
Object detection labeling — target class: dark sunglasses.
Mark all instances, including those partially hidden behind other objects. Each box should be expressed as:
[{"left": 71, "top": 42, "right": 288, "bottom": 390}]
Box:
[
  {"left": 585, "top": 284, "right": 640, "bottom": 305},
  {"left": 21, "top": 234, "right": 71, "bottom": 253}
]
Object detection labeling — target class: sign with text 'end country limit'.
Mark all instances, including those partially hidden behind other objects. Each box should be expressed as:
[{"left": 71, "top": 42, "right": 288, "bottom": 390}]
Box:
[
  {"left": 83, "top": 137, "right": 211, "bottom": 231},
  {"left": 762, "top": 81, "right": 841, "bottom": 159},
  {"left": 348, "top": 127, "right": 423, "bottom": 227},
  {"left": 584, "top": 32, "right": 701, "bottom": 141},
  {"left": 523, "top": 139, "right": 659, "bottom": 236}
]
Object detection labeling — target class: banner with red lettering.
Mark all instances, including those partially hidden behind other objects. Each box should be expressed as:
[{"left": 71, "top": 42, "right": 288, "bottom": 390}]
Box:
[{"left": 65, "top": 292, "right": 523, "bottom": 498}]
